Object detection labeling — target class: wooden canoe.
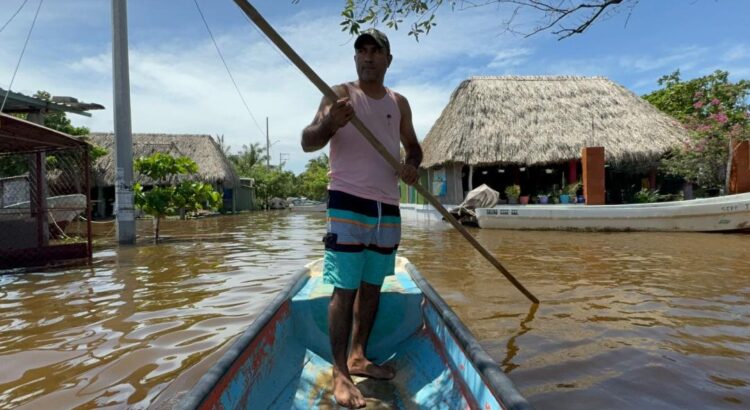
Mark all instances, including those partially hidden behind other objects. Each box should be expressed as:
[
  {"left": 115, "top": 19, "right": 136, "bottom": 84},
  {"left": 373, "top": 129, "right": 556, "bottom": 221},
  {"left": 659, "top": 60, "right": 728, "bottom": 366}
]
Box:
[{"left": 178, "top": 258, "right": 531, "bottom": 409}]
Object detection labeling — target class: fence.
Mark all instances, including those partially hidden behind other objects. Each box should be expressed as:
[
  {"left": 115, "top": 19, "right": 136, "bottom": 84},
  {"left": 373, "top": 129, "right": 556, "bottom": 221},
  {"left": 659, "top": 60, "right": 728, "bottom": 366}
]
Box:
[{"left": 0, "top": 114, "right": 92, "bottom": 269}]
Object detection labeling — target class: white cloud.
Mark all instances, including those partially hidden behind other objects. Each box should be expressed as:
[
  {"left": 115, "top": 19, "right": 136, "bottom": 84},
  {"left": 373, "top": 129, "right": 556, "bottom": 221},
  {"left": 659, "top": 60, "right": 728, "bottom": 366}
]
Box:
[
  {"left": 3, "top": 1, "right": 749, "bottom": 173},
  {"left": 488, "top": 48, "right": 534, "bottom": 69},
  {"left": 722, "top": 44, "right": 750, "bottom": 62},
  {"left": 618, "top": 46, "right": 707, "bottom": 73}
]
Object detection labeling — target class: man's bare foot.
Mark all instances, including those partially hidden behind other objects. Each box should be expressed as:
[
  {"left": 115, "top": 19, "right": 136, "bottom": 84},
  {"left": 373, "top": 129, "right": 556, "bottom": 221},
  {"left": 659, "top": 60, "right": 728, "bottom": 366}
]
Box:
[
  {"left": 348, "top": 356, "right": 395, "bottom": 380},
  {"left": 333, "top": 368, "right": 366, "bottom": 409}
]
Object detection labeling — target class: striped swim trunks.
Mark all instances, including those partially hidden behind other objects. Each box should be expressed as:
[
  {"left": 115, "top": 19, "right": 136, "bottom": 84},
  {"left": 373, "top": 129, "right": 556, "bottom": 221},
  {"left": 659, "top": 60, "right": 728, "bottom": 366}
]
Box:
[{"left": 322, "top": 190, "right": 401, "bottom": 289}]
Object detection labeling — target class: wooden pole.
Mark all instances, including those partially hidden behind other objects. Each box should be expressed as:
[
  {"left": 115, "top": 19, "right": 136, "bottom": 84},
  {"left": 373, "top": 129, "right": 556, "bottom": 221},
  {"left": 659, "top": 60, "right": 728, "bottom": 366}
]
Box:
[{"left": 233, "top": 0, "right": 539, "bottom": 304}]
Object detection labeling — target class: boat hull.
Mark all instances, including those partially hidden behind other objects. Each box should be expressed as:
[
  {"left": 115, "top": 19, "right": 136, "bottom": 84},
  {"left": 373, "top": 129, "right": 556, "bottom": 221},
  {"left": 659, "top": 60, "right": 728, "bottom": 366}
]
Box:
[
  {"left": 476, "top": 193, "right": 750, "bottom": 232},
  {"left": 179, "top": 258, "right": 530, "bottom": 409},
  {"left": 289, "top": 203, "right": 326, "bottom": 212}
]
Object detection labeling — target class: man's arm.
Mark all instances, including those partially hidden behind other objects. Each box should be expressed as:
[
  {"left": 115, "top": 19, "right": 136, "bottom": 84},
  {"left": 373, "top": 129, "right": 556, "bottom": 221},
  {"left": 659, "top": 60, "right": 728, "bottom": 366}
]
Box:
[
  {"left": 301, "top": 85, "right": 351, "bottom": 153},
  {"left": 395, "top": 93, "right": 423, "bottom": 185}
]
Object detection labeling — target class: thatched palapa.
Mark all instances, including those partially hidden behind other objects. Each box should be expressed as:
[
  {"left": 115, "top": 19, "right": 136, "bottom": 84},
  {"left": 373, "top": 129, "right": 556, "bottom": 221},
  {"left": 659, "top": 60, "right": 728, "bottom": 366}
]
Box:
[
  {"left": 421, "top": 76, "right": 688, "bottom": 168},
  {"left": 88, "top": 133, "right": 238, "bottom": 188}
]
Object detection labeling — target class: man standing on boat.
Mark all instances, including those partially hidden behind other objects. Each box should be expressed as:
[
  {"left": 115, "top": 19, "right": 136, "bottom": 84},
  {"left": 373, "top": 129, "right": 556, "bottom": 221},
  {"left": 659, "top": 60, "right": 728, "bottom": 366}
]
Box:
[{"left": 301, "top": 28, "right": 422, "bottom": 409}]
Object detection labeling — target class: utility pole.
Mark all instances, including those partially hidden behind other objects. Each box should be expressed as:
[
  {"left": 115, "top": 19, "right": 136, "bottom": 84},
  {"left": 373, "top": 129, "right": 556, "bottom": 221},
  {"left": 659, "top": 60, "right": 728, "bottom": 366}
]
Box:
[
  {"left": 266, "top": 117, "right": 270, "bottom": 167},
  {"left": 112, "top": 0, "right": 135, "bottom": 244},
  {"left": 279, "top": 152, "right": 289, "bottom": 169}
]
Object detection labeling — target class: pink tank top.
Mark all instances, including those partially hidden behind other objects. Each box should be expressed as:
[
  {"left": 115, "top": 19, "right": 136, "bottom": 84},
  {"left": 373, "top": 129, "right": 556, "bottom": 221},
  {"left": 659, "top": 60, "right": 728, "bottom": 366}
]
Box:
[{"left": 328, "top": 83, "right": 401, "bottom": 205}]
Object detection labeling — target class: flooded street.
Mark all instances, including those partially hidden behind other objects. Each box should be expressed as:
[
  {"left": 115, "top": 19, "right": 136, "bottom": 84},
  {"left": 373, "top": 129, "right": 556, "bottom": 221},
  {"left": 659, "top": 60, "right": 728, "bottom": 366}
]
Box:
[{"left": 0, "top": 212, "right": 748, "bottom": 409}]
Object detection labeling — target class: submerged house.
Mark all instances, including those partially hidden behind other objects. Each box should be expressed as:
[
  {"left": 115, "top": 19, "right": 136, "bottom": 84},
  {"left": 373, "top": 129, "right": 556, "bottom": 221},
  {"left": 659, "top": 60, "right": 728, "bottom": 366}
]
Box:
[
  {"left": 411, "top": 76, "right": 689, "bottom": 205},
  {"left": 87, "top": 133, "right": 240, "bottom": 217}
]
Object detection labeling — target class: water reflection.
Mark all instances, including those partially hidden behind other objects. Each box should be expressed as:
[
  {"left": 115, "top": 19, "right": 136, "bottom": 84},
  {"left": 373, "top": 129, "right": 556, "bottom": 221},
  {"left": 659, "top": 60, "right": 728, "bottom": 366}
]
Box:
[{"left": 0, "top": 212, "right": 748, "bottom": 409}]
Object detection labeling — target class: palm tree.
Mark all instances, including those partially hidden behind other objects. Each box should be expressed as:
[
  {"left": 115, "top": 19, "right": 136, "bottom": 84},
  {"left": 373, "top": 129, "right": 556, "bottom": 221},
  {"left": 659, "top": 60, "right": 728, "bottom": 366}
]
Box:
[{"left": 229, "top": 142, "right": 269, "bottom": 176}]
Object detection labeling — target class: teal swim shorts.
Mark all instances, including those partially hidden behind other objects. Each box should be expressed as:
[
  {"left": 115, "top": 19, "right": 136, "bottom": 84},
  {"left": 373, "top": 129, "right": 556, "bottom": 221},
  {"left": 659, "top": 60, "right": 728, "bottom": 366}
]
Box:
[{"left": 322, "top": 190, "right": 401, "bottom": 289}]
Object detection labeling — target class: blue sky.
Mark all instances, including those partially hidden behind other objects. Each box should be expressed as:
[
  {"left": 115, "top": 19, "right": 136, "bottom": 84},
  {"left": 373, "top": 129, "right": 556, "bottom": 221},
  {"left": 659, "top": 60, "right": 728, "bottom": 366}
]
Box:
[{"left": 1, "top": 0, "right": 749, "bottom": 173}]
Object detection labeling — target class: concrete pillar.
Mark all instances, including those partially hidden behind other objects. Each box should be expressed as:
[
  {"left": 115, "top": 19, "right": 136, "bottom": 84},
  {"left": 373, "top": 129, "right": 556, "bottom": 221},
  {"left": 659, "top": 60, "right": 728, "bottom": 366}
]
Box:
[
  {"left": 582, "top": 147, "right": 605, "bottom": 205},
  {"left": 729, "top": 139, "right": 750, "bottom": 194}
]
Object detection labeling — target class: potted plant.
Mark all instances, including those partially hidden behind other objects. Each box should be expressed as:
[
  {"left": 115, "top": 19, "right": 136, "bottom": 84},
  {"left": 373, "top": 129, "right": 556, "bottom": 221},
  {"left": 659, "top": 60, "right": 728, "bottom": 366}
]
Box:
[
  {"left": 538, "top": 194, "right": 549, "bottom": 204},
  {"left": 505, "top": 184, "right": 521, "bottom": 204},
  {"left": 519, "top": 194, "right": 530, "bottom": 205},
  {"left": 562, "top": 182, "right": 580, "bottom": 204}
]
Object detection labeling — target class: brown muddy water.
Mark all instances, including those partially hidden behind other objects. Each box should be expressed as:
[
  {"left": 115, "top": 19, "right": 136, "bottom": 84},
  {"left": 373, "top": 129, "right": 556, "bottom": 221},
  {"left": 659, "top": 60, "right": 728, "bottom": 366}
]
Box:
[{"left": 0, "top": 212, "right": 749, "bottom": 409}]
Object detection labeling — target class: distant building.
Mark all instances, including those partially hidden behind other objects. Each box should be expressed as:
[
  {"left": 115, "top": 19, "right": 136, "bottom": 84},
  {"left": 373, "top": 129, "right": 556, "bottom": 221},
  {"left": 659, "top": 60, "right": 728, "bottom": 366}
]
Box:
[{"left": 87, "top": 133, "right": 240, "bottom": 216}]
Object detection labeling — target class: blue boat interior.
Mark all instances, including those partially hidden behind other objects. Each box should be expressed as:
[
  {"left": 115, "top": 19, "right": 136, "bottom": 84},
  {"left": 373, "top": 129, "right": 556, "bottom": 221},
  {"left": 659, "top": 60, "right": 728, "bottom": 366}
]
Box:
[{"left": 213, "top": 259, "right": 508, "bottom": 409}]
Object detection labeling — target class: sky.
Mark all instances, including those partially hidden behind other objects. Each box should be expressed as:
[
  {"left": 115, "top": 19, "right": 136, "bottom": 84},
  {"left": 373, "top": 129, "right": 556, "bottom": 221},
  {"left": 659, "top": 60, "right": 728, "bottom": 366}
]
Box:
[{"left": 1, "top": 0, "right": 749, "bottom": 174}]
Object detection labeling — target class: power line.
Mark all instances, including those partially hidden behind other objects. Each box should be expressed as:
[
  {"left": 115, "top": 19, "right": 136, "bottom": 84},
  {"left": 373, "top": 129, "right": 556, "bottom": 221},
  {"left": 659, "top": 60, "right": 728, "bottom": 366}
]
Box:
[
  {"left": 1, "top": 0, "right": 43, "bottom": 114},
  {"left": 192, "top": 0, "right": 266, "bottom": 139},
  {"left": 0, "top": 0, "right": 29, "bottom": 34}
]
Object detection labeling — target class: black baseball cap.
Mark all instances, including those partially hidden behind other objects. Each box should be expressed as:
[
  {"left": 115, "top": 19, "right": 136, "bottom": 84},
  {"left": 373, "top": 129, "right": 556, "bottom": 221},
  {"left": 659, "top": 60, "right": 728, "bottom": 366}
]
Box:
[{"left": 354, "top": 28, "right": 390, "bottom": 53}]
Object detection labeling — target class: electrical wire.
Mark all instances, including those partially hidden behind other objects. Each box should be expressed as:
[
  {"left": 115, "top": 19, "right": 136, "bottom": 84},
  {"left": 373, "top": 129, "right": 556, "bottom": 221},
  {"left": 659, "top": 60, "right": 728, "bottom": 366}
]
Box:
[
  {"left": 192, "top": 0, "right": 266, "bottom": 139},
  {"left": 1, "top": 0, "right": 43, "bottom": 114},
  {"left": 0, "top": 0, "right": 29, "bottom": 34}
]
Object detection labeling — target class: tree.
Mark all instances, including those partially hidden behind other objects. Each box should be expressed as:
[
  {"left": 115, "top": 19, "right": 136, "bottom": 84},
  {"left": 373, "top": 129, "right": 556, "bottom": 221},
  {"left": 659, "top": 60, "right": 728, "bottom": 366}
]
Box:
[
  {"left": 215, "top": 134, "right": 231, "bottom": 156},
  {"left": 643, "top": 70, "right": 750, "bottom": 193},
  {"left": 133, "top": 153, "right": 222, "bottom": 242},
  {"left": 248, "top": 164, "right": 298, "bottom": 208},
  {"left": 33, "top": 91, "right": 91, "bottom": 136},
  {"left": 320, "top": 0, "right": 637, "bottom": 40},
  {"left": 297, "top": 154, "right": 329, "bottom": 201},
  {"left": 229, "top": 142, "right": 269, "bottom": 175}
]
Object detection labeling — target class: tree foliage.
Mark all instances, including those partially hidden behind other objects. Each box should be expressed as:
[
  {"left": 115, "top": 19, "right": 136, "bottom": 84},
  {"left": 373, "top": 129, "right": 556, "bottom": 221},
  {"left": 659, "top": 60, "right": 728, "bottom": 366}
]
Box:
[
  {"left": 297, "top": 154, "right": 329, "bottom": 201},
  {"left": 228, "top": 149, "right": 329, "bottom": 208},
  {"left": 134, "top": 153, "right": 221, "bottom": 241},
  {"left": 229, "top": 142, "right": 269, "bottom": 175},
  {"left": 643, "top": 70, "right": 750, "bottom": 192},
  {"left": 309, "top": 0, "right": 637, "bottom": 40},
  {"left": 33, "top": 91, "right": 91, "bottom": 136}
]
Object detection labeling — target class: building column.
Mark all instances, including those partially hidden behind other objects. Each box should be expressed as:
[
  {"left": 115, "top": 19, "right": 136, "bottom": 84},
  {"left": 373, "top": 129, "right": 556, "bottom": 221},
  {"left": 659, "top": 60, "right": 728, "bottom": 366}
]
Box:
[
  {"left": 649, "top": 168, "right": 657, "bottom": 190},
  {"left": 568, "top": 160, "right": 577, "bottom": 184},
  {"left": 582, "top": 147, "right": 605, "bottom": 205},
  {"left": 96, "top": 186, "right": 105, "bottom": 218},
  {"left": 729, "top": 139, "right": 750, "bottom": 194}
]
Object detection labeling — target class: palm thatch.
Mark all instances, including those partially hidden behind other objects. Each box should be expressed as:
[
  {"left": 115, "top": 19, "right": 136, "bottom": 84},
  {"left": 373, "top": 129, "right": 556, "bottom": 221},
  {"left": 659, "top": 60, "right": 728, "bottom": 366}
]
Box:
[
  {"left": 421, "top": 76, "right": 688, "bottom": 168},
  {"left": 88, "top": 133, "right": 238, "bottom": 188}
]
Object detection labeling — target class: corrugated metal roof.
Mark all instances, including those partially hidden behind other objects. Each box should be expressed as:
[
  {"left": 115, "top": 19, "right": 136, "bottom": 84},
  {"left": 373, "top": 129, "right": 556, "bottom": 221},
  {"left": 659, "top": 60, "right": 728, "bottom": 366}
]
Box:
[{"left": 0, "top": 88, "right": 104, "bottom": 117}]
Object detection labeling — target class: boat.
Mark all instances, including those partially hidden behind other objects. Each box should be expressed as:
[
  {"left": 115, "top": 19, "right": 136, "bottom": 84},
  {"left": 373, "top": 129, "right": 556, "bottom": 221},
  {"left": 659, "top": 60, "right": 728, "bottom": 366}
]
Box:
[
  {"left": 178, "top": 257, "right": 531, "bottom": 409},
  {"left": 475, "top": 192, "right": 750, "bottom": 232},
  {"left": 288, "top": 197, "right": 326, "bottom": 212},
  {"left": 1, "top": 193, "right": 87, "bottom": 236}
]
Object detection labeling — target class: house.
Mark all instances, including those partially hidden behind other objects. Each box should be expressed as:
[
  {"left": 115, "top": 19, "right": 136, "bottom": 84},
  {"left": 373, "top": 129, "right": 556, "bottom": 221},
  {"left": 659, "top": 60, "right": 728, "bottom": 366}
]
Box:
[
  {"left": 409, "top": 76, "right": 689, "bottom": 205},
  {"left": 87, "top": 133, "right": 240, "bottom": 217}
]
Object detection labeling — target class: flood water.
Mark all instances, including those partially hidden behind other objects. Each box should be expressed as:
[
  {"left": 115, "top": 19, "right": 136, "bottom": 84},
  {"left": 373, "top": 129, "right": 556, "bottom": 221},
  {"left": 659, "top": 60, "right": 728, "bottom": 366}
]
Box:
[{"left": 0, "top": 212, "right": 748, "bottom": 409}]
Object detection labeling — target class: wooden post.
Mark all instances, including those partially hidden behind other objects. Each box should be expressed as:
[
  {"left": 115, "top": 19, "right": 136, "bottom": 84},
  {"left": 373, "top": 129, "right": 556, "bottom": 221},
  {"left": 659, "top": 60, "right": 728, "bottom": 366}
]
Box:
[
  {"left": 582, "top": 147, "right": 605, "bottom": 205},
  {"left": 729, "top": 139, "right": 750, "bottom": 194}
]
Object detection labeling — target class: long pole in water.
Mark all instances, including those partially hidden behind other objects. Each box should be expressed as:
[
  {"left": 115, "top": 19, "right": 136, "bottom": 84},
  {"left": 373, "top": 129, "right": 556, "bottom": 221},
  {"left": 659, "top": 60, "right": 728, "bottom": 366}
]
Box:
[{"left": 233, "top": 0, "right": 539, "bottom": 304}]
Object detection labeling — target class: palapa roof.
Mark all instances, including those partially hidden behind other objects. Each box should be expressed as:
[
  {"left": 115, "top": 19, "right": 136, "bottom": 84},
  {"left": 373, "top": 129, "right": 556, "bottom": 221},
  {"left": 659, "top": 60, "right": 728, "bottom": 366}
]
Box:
[
  {"left": 88, "top": 133, "right": 238, "bottom": 188},
  {"left": 421, "top": 76, "right": 688, "bottom": 168}
]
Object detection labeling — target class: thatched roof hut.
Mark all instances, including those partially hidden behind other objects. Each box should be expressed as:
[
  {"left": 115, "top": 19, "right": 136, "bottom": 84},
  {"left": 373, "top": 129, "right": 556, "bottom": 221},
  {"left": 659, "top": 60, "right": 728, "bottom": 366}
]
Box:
[
  {"left": 88, "top": 133, "right": 238, "bottom": 188},
  {"left": 421, "top": 76, "right": 688, "bottom": 168}
]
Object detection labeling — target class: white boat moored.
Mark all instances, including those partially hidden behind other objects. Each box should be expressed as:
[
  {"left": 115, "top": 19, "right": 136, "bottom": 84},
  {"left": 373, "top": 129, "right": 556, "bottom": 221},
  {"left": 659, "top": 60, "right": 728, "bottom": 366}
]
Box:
[{"left": 475, "top": 193, "right": 750, "bottom": 232}]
